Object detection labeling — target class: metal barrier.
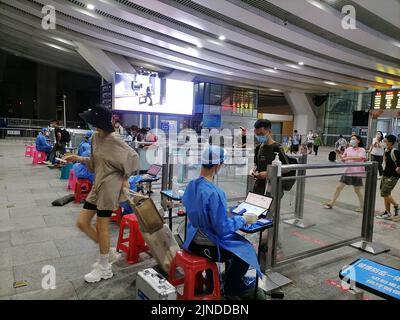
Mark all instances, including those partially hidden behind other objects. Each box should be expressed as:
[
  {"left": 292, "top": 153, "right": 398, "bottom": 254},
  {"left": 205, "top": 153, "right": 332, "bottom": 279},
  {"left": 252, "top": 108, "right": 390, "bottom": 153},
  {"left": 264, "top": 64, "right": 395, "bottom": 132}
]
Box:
[
  {"left": 262, "top": 161, "right": 389, "bottom": 291},
  {"left": 281, "top": 153, "right": 314, "bottom": 228},
  {"left": 0, "top": 127, "right": 41, "bottom": 141},
  {"left": 2, "top": 117, "right": 84, "bottom": 129}
]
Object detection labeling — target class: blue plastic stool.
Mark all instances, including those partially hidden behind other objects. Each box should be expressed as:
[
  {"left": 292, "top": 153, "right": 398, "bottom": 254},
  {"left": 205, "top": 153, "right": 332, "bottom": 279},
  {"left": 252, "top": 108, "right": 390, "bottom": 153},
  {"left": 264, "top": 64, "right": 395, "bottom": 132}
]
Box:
[{"left": 60, "top": 163, "right": 74, "bottom": 180}]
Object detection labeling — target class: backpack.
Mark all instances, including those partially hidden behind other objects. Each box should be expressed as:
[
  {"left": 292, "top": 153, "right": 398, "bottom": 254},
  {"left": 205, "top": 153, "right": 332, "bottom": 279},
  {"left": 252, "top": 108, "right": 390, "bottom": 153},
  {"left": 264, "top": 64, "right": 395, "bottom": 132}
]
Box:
[
  {"left": 329, "top": 151, "right": 336, "bottom": 162},
  {"left": 282, "top": 155, "right": 297, "bottom": 191},
  {"left": 60, "top": 128, "right": 71, "bottom": 143}
]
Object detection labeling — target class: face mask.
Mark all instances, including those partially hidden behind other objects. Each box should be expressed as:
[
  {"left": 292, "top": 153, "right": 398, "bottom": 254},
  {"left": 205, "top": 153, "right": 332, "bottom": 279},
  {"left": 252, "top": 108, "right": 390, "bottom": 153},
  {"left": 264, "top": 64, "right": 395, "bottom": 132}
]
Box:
[
  {"left": 216, "top": 165, "right": 226, "bottom": 176},
  {"left": 349, "top": 140, "right": 357, "bottom": 147}
]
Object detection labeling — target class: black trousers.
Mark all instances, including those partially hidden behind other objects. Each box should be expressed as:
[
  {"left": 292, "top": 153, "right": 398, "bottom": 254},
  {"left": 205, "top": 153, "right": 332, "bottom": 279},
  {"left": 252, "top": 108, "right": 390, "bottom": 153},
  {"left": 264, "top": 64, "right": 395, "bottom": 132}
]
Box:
[
  {"left": 313, "top": 145, "right": 320, "bottom": 155},
  {"left": 188, "top": 242, "right": 250, "bottom": 296},
  {"left": 371, "top": 154, "right": 383, "bottom": 176},
  {"left": 48, "top": 143, "right": 66, "bottom": 164}
]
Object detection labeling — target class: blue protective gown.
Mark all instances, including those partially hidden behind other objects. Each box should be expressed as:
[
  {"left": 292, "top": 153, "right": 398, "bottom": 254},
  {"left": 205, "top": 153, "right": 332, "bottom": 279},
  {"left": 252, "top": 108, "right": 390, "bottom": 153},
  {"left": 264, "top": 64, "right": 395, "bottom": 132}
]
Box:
[
  {"left": 77, "top": 141, "right": 91, "bottom": 156},
  {"left": 35, "top": 133, "right": 51, "bottom": 153},
  {"left": 72, "top": 150, "right": 95, "bottom": 183},
  {"left": 182, "top": 177, "right": 262, "bottom": 278}
]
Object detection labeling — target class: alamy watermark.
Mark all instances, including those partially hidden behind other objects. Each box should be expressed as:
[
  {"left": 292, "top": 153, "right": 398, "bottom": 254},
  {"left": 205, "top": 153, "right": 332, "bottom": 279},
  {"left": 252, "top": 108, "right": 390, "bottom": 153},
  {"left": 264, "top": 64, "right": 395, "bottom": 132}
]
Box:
[
  {"left": 341, "top": 5, "right": 356, "bottom": 30},
  {"left": 41, "top": 5, "right": 56, "bottom": 30},
  {"left": 41, "top": 265, "right": 56, "bottom": 290}
]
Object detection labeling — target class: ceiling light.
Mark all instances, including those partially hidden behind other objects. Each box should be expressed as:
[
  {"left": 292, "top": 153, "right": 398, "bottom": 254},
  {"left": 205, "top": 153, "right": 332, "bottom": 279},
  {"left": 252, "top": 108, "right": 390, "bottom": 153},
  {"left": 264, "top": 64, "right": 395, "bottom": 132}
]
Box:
[
  {"left": 218, "top": 35, "right": 226, "bottom": 41},
  {"left": 86, "top": 4, "right": 95, "bottom": 10},
  {"left": 274, "top": 67, "right": 278, "bottom": 70},
  {"left": 324, "top": 81, "right": 337, "bottom": 85},
  {"left": 196, "top": 44, "right": 203, "bottom": 48},
  {"left": 287, "top": 64, "right": 301, "bottom": 69},
  {"left": 263, "top": 68, "right": 277, "bottom": 73},
  {"left": 270, "top": 89, "right": 281, "bottom": 92},
  {"left": 298, "top": 61, "right": 304, "bottom": 66},
  {"left": 393, "top": 42, "right": 400, "bottom": 48}
]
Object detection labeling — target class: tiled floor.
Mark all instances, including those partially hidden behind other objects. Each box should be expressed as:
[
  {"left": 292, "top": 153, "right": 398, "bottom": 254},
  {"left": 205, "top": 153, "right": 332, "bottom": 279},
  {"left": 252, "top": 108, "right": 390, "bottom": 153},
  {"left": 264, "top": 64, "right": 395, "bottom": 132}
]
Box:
[{"left": 0, "top": 140, "right": 399, "bottom": 300}]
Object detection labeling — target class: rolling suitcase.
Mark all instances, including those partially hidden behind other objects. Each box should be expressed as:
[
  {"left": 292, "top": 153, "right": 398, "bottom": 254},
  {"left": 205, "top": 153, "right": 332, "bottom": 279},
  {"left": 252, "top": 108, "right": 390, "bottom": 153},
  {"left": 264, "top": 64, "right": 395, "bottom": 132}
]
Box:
[{"left": 136, "top": 268, "right": 176, "bottom": 300}]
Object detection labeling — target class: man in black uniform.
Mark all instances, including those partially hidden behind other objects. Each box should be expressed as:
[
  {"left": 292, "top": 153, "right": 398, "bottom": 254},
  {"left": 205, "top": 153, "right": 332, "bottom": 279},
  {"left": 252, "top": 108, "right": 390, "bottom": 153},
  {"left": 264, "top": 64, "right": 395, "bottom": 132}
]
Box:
[
  {"left": 48, "top": 120, "right": 66, "bottom": 165},
  {"left": 251, "top": 119, "right": 289, "bottom": 272},
  {"left": 251, "top": 119, "right": 288, "bottom": 196}
]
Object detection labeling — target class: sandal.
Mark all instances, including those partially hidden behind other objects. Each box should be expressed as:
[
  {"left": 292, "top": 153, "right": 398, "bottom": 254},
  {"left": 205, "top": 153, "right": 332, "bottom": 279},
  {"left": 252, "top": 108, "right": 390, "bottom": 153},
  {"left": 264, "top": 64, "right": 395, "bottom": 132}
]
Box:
[{"left": 323, "top": 203, "right": 333, "bottom": 209}]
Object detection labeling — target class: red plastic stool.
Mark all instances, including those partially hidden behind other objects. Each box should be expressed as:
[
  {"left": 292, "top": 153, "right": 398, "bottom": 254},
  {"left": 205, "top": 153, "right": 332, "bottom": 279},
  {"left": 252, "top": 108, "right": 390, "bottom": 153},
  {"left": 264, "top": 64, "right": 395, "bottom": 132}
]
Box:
[
  {"left": 74, "top": 179, "right": 92, "bottom": 203},
  {"left": 116, "top": 214, "right": 148, "bottom": 264},
  {"left": 32, "top": 150, "right": 47, "bottom": 165},
  {"left": 110, "top": 207, "right": 122, "bottom": 225},
  {"left": 67, "top": 169, "right": 77, "bottom": 192},
  {"left": 168, "top": 250, "right": 221, "bottom": 300},
  {"left": 25, "top": 145, "right": 35, "bottom": 157}
]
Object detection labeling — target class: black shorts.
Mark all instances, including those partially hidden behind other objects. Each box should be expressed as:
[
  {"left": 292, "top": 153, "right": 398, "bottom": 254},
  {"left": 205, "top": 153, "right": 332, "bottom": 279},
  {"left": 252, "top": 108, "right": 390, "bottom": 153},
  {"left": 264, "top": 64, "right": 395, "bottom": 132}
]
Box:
[
  {"left": 292, "top": 145, "right": 299, "bottom": 152},
  {"left": 83, "top": 201, "right": 113, "bottom": 218},
  {"left": 340, "top": 175, "right": 363, "bottom": 187}
]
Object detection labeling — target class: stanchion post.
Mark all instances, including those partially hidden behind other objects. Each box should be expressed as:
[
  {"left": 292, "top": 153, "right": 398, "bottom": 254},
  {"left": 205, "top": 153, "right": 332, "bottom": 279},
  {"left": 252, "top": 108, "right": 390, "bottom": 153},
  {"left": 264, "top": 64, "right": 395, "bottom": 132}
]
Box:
[
  {"left": 261, "top": 164, "right": 292, "bottom": 292},
  {"left": 350, "top": 162, "right": 390, "bottom": 254}
]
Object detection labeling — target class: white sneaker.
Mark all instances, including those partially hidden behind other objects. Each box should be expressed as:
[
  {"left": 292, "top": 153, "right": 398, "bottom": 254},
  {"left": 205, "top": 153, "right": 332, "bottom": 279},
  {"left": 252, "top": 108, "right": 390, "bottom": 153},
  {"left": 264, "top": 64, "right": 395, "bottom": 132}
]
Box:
[
  {"left": 91, "top": 248, "right": 121, "bottom": 269},
  {"left": 376, "top": 211, "right": 392, "bottom": 220},
  {"left": 84, "top": 264, "right": 113, "bottom": 283}
]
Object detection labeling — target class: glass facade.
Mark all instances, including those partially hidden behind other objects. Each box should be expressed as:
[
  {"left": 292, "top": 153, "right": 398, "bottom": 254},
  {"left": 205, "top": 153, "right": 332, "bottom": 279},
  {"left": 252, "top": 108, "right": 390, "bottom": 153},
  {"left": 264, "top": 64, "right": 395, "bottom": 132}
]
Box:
[{"left": 323, "top": 91, "right": 372, "bottom": 145}]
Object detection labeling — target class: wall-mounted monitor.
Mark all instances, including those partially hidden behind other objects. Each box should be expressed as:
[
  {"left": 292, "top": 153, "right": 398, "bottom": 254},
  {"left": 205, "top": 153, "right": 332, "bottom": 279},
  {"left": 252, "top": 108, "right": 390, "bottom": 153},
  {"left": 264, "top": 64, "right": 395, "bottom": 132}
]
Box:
[
  {"left": 113, "top": 72, "right": 193, "bottom": 115},
  {"left": 114, "top": 72, "right": 161, "bottom": 112}
]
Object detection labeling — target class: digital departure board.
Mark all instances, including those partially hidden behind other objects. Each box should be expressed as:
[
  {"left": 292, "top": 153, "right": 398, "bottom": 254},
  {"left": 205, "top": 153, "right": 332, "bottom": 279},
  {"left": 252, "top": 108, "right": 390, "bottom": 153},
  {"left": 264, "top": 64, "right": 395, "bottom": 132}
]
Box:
[{"left": 373, "top": 90, "right": 400, "bottom": 109}]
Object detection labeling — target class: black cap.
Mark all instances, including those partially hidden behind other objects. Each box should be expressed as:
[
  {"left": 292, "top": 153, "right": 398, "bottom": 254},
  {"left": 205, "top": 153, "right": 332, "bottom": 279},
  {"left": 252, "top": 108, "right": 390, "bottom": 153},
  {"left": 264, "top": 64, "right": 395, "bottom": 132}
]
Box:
[{"left": 79, "top": 106, "right": 114, "bottom": 132}]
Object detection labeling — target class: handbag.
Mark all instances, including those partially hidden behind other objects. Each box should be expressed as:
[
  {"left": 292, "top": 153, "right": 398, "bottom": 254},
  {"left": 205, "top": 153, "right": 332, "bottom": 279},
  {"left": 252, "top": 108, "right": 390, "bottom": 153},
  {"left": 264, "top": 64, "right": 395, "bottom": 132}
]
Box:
[{"left": 125, "top": 190, "right": 164, "bottom": 234}]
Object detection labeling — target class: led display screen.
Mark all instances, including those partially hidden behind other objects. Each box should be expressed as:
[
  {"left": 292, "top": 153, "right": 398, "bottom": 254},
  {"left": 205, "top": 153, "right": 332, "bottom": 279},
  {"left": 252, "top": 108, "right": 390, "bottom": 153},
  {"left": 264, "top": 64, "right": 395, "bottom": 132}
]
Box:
[
  {"left": 373, "top": 90, "right": 400, "bottom": 110},
  {"left": 114, "top": 73, "right": 193, "bottom": 115}
]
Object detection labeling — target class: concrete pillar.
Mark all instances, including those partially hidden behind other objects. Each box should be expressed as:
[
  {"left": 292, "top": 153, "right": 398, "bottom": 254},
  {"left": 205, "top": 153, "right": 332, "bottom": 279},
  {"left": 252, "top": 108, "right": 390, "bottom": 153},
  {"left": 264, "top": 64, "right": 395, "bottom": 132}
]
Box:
[
  {"left": 284, "top": 92, "right": 317, "bottom": 135},
  {"left": 36, "top": 64, "right": 56, "bottom": 120}
]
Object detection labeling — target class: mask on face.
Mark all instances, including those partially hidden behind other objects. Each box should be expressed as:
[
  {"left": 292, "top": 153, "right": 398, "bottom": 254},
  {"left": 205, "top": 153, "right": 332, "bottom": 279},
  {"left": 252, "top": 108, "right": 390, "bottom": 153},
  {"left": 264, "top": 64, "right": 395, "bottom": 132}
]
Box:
[
  {"left": 215, "top": 165, "right": 226, "bottom": 176},
  {"left": 256, "top": 135, "right": 267, "bottom": 144},
  {"left": 349, "top": 140, "right": 357, "bottom": 147}
]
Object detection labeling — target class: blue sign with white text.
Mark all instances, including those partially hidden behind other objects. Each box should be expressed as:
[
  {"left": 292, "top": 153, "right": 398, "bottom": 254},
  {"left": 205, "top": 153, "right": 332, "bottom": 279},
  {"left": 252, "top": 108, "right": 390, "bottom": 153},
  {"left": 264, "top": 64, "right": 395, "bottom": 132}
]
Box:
[
  {"left": 203, "top": 114, "right": 221, "bottom": 128},
  {"left": 340, "top": 258, "right": 400, "bottom": 300}
]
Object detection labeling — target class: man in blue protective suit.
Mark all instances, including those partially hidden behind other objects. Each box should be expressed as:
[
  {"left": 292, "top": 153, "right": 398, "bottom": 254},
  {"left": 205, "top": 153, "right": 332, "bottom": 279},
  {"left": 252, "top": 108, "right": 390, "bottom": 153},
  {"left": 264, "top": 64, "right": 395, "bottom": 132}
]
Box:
[
  {"left": 77, "top": 131, "right": 93, "bottom": 156},
  {"left": 182, "top": 145, "right": 264, "bottom": 299},
  {"left": 35, "top": 128, "right": 52, "bottom": 159},
  {"left": 72, "top": 150, "right": 95, "bottom": 184}
]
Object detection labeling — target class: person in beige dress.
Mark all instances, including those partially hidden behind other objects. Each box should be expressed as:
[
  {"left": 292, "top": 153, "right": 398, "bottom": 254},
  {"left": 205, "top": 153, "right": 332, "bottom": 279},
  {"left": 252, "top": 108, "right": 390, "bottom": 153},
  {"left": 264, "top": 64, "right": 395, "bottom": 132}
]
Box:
[{"left": 65, "top": 106, "right": 139, "bottom": 283}]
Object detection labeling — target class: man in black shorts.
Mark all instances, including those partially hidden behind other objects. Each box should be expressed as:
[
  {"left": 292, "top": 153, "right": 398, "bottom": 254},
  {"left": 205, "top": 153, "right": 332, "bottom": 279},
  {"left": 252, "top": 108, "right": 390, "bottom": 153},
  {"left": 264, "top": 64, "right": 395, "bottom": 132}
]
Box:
[{"left": 376, "top": 135, "right": 400, "bottom": 220}]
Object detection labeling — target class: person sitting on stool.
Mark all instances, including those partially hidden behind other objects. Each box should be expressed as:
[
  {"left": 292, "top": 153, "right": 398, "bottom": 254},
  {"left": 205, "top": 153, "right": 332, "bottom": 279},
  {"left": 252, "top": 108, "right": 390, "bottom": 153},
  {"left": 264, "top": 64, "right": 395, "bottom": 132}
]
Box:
[
  {"left": 35, "top": 128, "right": 52, "bottom": 160},
  {"left": 182, "top": 145, "right": 263, "bottom": 299}
]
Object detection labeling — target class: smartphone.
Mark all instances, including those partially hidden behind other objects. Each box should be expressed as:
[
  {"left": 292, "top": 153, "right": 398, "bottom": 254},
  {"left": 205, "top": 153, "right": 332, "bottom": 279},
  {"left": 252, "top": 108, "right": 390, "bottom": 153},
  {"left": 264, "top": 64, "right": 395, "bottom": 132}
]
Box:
[{"left": 55, "top": 157, "right": 67, "bottom": 163}]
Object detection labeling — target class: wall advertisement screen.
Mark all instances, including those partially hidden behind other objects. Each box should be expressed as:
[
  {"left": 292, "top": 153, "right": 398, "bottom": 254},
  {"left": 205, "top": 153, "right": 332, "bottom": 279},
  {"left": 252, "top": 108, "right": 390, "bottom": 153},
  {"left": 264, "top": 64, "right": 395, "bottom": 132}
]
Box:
[{"left": 114, "top": 73, "right": 193, "bottom": 115}]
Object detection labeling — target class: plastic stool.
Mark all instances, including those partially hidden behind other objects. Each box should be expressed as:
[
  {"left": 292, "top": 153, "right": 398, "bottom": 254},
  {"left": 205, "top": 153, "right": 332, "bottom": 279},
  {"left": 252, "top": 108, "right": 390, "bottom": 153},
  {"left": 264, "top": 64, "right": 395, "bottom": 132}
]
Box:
[
  {"left": 67, "top": 168, "right": 77, "bottom": 192},
  {"left": 168, "top": 250, "right": 221, "bottom": 300},
  {"left": 116, "top": 214, "right": 148, "bottom": 264},
  {"left": 32, "top": 150, "right": 47, "bottom": 165},
  {"left": 60, "top": 163, "right": 73, "bottom": 180},
  {"left": 74, "top": 179, "right": 92, "bottom": 203},
  {"left": 110, "top": 207, "right": 122, "bottom": 225},
  {"left": 25, "top": 145, "right": 35, "bottom": 157}
]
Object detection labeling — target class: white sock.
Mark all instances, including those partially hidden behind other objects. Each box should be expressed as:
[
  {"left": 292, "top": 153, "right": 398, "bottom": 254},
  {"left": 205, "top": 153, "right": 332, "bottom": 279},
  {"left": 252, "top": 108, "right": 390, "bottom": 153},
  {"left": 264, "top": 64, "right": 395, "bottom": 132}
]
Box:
[{"left": 99, "top": 254, "right": 109, "bottom": 268}]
